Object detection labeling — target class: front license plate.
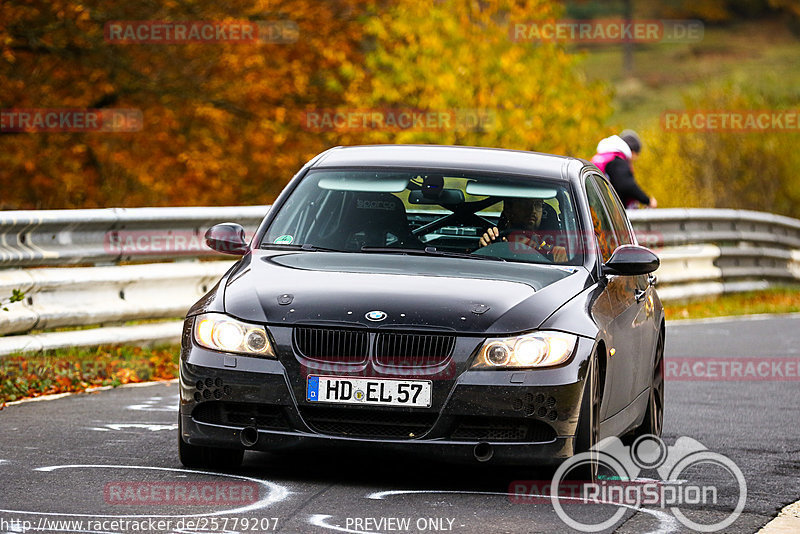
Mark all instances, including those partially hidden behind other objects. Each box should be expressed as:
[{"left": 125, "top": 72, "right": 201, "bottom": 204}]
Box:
[{"left": 306, "top": 375, "right": 432, "bottom": 407}]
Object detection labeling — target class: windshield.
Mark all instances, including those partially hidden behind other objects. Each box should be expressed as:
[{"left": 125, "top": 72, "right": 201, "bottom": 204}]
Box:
[{"left": 261, "top": 169, "right": 583, "bottom": 266}]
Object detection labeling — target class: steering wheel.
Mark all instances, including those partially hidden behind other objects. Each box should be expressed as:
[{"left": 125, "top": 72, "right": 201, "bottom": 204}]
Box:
[
  {"left": 497, "top": 229, "right": 557, "bottom": 255},
  {"left": 473, "top": 229, "right": 550, "bottom": 261}
]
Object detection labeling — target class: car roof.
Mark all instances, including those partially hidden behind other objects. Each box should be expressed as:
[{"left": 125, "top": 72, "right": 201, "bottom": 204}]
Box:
[{"left": 311, "top": 144, "right": 586, "bottom": 181}]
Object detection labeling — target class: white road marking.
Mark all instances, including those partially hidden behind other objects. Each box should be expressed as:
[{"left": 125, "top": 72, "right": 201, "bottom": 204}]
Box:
[
  {"left": 366, "top": 488, "right": 679, "bottom": 534},
  {"left": 113, "top": 381, "right": 177, "bottom": 389},
  {"left": 126, "top": 395, "right": 178, "bottom": 412},
  {"left": 3, "top": 380, "right": 178, "bottom": 407},
  {"left": 88, "top": 423, "right": 177, "bottom": 432},
  {"left": 4, "top": 392, "right": 73, "bottom": 405},
  {"left": 0, "top": 465, "right": 290, "bottom": 519}
]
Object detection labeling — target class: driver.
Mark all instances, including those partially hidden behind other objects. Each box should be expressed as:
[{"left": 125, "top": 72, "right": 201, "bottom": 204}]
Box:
[{"left": 478, "top": 198, "right": 568, "bottom": 262}]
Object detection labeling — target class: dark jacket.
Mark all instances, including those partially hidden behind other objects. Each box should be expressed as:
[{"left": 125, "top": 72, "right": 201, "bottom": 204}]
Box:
[{"left": 605, "top": 157, "right": 650, "bottom": 207}]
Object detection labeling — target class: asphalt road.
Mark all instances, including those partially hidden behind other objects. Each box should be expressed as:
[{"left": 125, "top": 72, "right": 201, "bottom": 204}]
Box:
[{"left": 1, "top": 315, "right": 798, "bottom": 534}]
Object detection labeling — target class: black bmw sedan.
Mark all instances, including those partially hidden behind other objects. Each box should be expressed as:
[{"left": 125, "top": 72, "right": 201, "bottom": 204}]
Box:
[{"left": 178, "top": 144, "right": 664, "bottom": 473}]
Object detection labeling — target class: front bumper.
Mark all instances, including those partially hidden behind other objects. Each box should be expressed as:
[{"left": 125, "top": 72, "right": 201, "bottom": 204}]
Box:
[{"left": 179, "top": 322, "right": 595, "bottom": 466}]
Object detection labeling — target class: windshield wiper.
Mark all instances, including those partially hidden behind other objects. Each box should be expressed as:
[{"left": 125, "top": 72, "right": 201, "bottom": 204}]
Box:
[
  {"left": 425, "top": 248, "right": 507, "bottom": 262},
  {"left": 360, "top": 246, "right": 506, "bottom": 262},
  {"left": 260, "top": 243, "right": 348, "bottom": 252}
]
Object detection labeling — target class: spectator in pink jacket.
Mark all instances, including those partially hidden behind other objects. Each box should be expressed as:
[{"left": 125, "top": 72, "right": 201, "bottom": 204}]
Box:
[{"left": 591, "top": 130, "right": 657, "bottom": 209}]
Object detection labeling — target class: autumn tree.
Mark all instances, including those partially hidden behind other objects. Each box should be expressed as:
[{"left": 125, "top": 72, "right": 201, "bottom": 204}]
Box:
[
  {"left": 333, "top": 0, "right": 612, "bottom": 157},
  {"left": 0, "top": 0, "right": 369, "bottom": 208},
  {"left": 1, "top": 0, "right": 612, "bottom": 209}
]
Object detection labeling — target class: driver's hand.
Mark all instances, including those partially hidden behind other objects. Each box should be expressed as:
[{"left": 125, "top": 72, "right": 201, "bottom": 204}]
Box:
[
  {"left": 478, "top": 227, "right": 506, "bottom": 247},
  {"left": 552, "top": 246, "right": 568, "bottom": 263}
]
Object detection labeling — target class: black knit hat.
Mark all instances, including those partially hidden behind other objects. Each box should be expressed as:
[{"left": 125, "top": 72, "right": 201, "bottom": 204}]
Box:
[{"left": 620, "top": 129, "right": 642, "bottom": 154}]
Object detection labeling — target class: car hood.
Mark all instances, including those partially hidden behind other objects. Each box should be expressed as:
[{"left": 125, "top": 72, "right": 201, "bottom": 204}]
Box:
[{"left": 223, "top": 251, "right": 592, "bottom": 335}]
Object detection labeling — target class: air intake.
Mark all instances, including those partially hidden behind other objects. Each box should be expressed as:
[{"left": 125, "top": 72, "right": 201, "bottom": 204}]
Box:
[
  {"left": 293, "top": 327, "right": 369, "bottom": 363},
  {"left": 374, "top": 332, "right": 455, "bottom": 367}
]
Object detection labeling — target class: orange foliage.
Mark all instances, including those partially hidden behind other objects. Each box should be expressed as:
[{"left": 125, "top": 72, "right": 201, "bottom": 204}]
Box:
[
  {"left": 0, "top": 0, "right": 370, "bottom": 208},
  {"left": 1, "top": 1, "right": 610, "bottom": 209}
]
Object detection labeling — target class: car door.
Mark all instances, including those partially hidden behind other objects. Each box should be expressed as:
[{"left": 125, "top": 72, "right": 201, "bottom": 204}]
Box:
[
  {"left": 585, "top": 173, "right": 643, "bottom": 421},
  {"left": 591, "top": 174, "right": 659, "bottom": 405}
]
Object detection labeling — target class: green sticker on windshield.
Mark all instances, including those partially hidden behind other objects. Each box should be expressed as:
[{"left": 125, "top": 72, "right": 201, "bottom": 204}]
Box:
[{"left": 274, "top": 235, "right": 294, "bottom": 244}]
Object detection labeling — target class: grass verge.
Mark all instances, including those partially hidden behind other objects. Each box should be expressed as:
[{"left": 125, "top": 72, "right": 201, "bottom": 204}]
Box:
[
  {"left": 577, "top": 18, "right": 800, "bottom": 129},
  {"left": 664, "top": 286, "right": 800, "bottom": 321},
  {"left": 0, "top": 344, "right": 179, "bottom": 407}
]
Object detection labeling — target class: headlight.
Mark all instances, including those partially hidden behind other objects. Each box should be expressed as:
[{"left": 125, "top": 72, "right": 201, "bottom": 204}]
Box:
[
  {"left": 193, "top": 313, "right": 275, "bottom": 357},
  {"left": 471, "top": 331, "right": 577, "bottom": 369}
]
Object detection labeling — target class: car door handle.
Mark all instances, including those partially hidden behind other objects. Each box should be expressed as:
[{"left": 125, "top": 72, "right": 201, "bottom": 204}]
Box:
[{"left": 634, "top": 289, "right": 647, "bottom": 302}]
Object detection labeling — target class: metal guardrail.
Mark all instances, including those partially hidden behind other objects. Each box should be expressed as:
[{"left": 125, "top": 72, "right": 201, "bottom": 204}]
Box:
[
  {"left": 0, "top": 262, "right": 233, "bottom": 336},
  {"left": 628, "top": 208, "right": 800, "bottom": 248},
  {"left": 1, "top": 206, "right": 799, "bottom": 356},
  {"left": 628, "top": 209, "right": 800, "bottom": 301},
  {"left": 0, "top": 206, "right": 267, "bottom": 267}
]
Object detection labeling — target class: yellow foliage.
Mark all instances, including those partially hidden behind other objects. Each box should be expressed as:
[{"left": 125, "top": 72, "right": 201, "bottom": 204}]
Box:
[
  {"left": 634, "top": 83, "right": 800, "bottom": 217},
  {"left": 0, "top": 0, "right": 613, "bottom": 209},
  {"left": 342, "top": 0, "right": 612, "bottom": 157}
]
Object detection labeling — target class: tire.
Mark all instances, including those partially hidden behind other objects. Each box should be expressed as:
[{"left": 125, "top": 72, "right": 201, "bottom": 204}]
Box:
[
  {"left": 631, "top": 333, "right": 664, "bottom": 439},
  {"left": 570, "top": 355, "right": 600, "bottom": 483},
  {"left": 178, "top": 415, "right": 244, "bottom": 470}
]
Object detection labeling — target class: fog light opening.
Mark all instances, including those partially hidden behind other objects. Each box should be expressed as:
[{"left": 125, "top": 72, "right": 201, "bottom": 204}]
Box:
[{"left": 474, "top": 442, "right": 493, "bottom": 462}]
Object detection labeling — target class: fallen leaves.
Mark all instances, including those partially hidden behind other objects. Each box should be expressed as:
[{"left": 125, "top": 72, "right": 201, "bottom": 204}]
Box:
[{"left": 0, "top": 345, "right": 179, "bottom": 405}]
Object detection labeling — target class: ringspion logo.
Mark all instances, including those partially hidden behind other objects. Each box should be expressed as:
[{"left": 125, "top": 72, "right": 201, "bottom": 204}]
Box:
[{"left": 548, "top": 435, "right": 747, "bottom": 532}]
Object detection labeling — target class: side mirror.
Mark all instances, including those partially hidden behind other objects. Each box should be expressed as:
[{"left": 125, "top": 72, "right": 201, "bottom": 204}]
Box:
[
  {"left": 603, "top": 245, "right": 659, "bottom": 276},
  {"left": 205, "top": 223, "right": 248, "bottom": 255}
]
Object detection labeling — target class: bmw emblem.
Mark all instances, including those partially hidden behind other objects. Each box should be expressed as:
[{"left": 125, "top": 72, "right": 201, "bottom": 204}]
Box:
[{"left": 365, "top": 310, "right": 387, "bottom": 322}]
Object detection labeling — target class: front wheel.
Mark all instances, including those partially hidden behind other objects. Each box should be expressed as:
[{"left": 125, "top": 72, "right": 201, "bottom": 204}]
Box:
[
  {"left": 570, "top": 355, "right": 601, "bottom": 482},
  {"left": 178, "top": 415, "right": 244, "bottom": 470},
  {"left": 632, "top": 334, "right": 664, "bottom": 439}
]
